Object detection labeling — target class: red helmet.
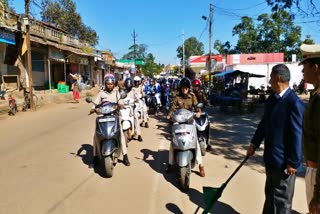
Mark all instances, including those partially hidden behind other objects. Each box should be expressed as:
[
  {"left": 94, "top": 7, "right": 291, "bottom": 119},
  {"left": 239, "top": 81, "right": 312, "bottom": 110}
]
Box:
[{"left": 192, "top": 79, "right": 201, "bottom": 87}]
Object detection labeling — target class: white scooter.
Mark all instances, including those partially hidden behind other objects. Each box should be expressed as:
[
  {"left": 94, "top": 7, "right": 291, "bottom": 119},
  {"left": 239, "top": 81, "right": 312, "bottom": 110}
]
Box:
[
  {"left": 120, "top": 97, "right": 135, "bottom": 146},
  {"left": 194, "top": 109, "right": 210, "bottom": 156},
  {"left": 171, "top": 104, "right": 202, "bottom": 191}
]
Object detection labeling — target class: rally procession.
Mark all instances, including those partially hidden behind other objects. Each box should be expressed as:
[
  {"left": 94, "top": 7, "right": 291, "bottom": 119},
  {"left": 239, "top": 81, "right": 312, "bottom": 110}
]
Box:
[{"left": 1, "top": 0, "right": 320, "bottom": 213}]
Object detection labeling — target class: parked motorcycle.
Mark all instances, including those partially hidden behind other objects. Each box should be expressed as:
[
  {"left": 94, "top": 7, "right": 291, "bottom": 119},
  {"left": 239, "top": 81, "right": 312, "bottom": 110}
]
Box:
[
  {"left": 86, "top": 96, "right": 123, "bottom": 178},
  {"left": 194, "top": 109, "right": 210, "bottom": 156},
  {"left": 170, "top": 105, "right": 202, "bottom": 191},
  {"left": 120, "top": 96, "right": 135, "bottom": 146}
]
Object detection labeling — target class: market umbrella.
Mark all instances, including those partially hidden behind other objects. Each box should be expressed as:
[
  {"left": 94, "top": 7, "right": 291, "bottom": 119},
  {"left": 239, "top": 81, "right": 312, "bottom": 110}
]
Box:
[{"left": 202, "top": 156, "right": 249, "bottom": 214}]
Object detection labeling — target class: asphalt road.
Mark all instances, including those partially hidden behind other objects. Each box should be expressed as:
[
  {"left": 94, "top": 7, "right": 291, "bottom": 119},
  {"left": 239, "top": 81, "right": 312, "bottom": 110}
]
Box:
[{"left": 0, "top": 102, "right": 308, "bottom": 214}]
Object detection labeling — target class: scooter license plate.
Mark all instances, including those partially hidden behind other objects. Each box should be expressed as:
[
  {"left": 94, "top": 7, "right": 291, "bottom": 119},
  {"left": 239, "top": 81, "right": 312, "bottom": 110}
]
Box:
[{"left": 99, "top": 118, "right": 115, "bottom": 122}]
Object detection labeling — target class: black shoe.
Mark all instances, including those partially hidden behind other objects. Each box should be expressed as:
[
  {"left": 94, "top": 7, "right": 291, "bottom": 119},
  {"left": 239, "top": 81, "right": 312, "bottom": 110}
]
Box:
[
  {"left": 138, "top": 135, "right": 143, "bottom": 142},
  {"left": 123, "top": 154, "right": 130, "bottom": 166},
  {"left": 165, "top": 164, "right": 174, "bottom": 173},
  {"left": 206, "top": 144, "right": 213, "bottom": 151},
  {"left": 145, "top": 122, "right": 149, "bottom": 128}
]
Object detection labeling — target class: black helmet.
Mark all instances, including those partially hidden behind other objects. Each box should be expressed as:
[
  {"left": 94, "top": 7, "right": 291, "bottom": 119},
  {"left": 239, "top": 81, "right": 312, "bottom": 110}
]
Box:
[
  {"left": 124, "top": 78, "right": 133, "bottom": 90},
  {"left": 179, "top": 77, "right": 191, "bottom": 90}
]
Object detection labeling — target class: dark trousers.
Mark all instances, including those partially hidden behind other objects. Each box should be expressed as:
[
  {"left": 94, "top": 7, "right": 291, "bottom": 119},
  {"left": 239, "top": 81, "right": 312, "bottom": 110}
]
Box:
[
  {"left": 263, "top": 167, "right": 296, "bottom": 214},
  {"left": 0, "top": 90, "right": 5, "bottom": 98}
]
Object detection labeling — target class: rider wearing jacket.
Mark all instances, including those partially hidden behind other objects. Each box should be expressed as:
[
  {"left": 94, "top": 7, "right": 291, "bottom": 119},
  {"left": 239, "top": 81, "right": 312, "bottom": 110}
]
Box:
[
  {"left": 90, "top": 74, "right": 130, "bottom": 166},
  {"left": 166, "top": 77, "right": 206, "bottom": 177}
]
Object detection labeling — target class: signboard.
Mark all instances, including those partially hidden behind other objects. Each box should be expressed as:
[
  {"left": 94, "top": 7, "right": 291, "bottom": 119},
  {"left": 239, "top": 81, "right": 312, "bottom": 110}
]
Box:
[
  {"left": 0, "top": 28, "right": 16, "bottom": 45},
  {"left": 116, "top": 59, "right": 145, "bottom": 65},
  {"left": 48, "top": 47, "right": 64, "bottom": 61},
  {"left": 227, "top": 53, "right": 284, "bottom": 65},
  {"left": 189, "top": 55, "right": 223, "bottom": 65}
]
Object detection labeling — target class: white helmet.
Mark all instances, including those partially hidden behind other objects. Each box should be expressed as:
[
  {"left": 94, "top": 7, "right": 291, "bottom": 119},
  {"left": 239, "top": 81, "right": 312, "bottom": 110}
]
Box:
[{"left": 134, "top": 76, "right": 141, "bottom": 82}]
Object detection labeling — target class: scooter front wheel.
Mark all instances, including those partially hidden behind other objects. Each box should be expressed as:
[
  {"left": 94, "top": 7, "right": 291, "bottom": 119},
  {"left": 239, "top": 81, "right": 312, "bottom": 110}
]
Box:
[
  {"left": 104, "top": 156, "right": 114, "bottom": 178},
  {"left": 179, "top": 166, "right": 190, "bottom": 191}
]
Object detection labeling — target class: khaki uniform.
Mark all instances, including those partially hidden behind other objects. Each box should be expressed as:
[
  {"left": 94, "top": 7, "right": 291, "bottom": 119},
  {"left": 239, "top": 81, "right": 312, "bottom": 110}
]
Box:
[
  {"left": 167, "top": 91, "right": 203, "bottom": 166},
  {"left": 303, "top": 86, "right": 320, "bottom": 203},
  {"left": 168, "top": 92, "right": 198, "bottom": 117},
  {"left": 169, "top": 89, "right": 178, "bottom": 103},
  {"left": 92, "top": 89, "right": 127, "bottom": 157},
  {"left": 124, "top": 88, "right": 142, "bottom": 136},
  {"left": 134, "top": 85, "right": 148, "bottom": 123},
  {"left": 117, "top": 80, "right": 124, "bottom": 92},
  {"left": 194, "top": 90, "right": 208, "bottom": 106}
]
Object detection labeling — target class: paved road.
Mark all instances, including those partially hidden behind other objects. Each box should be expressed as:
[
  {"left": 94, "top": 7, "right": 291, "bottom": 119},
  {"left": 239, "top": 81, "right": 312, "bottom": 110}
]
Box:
[{"left": 0, "top": 102, "right": 308, "bottom": 214}]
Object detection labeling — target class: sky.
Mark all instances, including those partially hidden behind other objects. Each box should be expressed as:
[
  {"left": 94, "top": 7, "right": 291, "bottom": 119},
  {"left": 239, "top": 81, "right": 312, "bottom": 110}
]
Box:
[{"left": 11, "top": 0, "right": 320, "bottom": 65}]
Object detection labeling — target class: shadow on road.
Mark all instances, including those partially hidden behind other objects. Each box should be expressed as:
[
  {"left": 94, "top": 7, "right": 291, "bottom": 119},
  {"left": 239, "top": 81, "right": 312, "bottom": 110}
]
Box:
[
  {"left": 71, "top": 144, "right": 93, "bottom": 167},
  {"left": 140, "top": 148, "right": 183, "bottom": 190},
  {"left": 165, "top": 203, "right": 183, "bottom": 214},
  {"left": 188, "top": 188, "right": 240, "bottom": 214},
  {"left": 206, "top": 105, "right": 306, "bottom": 177},
  {"left": 72, "top": 144, "right": 109, "bottom": 178}
]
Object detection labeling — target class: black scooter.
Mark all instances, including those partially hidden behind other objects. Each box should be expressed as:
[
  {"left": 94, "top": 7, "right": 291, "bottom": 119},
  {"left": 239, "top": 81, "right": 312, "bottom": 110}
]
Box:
[{"left": 86, "top": 95, "right": 124, "bottom": 178}]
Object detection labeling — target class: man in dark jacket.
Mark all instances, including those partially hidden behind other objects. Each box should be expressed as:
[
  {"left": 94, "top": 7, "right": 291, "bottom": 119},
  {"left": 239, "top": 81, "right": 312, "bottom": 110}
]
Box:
[{"left": 246, "top": 64, "right": 305, "bottom": 214}]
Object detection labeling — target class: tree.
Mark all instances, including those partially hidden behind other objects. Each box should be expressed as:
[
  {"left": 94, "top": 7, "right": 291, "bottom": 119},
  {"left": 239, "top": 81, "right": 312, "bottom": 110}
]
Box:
[
  {"left": 176, "top": 37, "right": 204, "bottom": 64},
  {"left": 141, "top": 53, "right": 162, "bottom": 77},
  {"left": 122, "top": 44, "right": 148, "bottom": 60},
  {"left": 302, "top": 35, "right": 314, "bottom": 45},
  {"left": 214, "top": 40, "right": 234, "bottom": 55},
  {"left": 232, "top": 16, "right": 259, "bottom": 53},
  {"left": 231, "top": 10, "right": 306, "bottom": 60},
  {"left": 40, "top": 0, "right": 99, "bottom": 46},
  {"left": 266, "top": 0, "right": 319, "bottom": 16}
]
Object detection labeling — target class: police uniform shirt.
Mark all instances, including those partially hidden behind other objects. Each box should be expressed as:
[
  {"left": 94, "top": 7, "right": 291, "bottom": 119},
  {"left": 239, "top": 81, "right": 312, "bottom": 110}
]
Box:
[
  {"left": 93, "top": 89, "right": 119, "bottom": 107},
  {"left": 168, "top": 92, "right": 198, "bottom": 117}
]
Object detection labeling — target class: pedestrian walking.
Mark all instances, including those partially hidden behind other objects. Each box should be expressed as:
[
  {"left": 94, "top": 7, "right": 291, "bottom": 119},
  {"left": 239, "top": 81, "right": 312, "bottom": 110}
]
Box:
[
  {"left": 69, "top": 73, "right": 80, "bottom": 103},
  {"left": 246, "top": 64, "right": 305, "bottom": 214},
  {"left": 299, "top": 44, "right": 320, "bottom": 214}
]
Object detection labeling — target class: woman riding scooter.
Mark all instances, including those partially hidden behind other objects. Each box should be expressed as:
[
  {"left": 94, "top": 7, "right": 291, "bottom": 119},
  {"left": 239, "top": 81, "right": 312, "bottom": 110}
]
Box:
[
  {"left": 90, "top": 74, "right": 130, "bottom": 167},
  {"left": 124, "top": 78, "right": 143, "bottom": 142},
  {"left": 192, "top": 79, "right": 212, "bottom": 152},
  {"left": 166, "top": 77, "right": 205, "bottom": 177}
]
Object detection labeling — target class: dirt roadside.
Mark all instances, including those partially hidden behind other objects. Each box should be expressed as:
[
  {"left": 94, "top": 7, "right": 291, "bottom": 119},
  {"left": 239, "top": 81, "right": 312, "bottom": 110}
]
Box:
[{"left": 0, "top": 86, "right": 100, "bottom": 116}]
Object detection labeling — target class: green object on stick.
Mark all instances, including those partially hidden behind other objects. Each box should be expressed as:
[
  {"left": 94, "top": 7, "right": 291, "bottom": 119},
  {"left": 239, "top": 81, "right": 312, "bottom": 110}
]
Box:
[{"left": 202, "top": 156, "right": 249, "bottom": 214}]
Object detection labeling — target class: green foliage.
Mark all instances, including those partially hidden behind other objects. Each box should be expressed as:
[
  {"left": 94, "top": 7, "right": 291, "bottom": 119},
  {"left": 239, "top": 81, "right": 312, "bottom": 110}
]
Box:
[
  {"left": 122, "top": 44, "right": 148, "bottom": 60},
  {"left": 40, "top": 0, "right": 99, "bottom": 46},
  {"left": 227, "top": 10, "right": 307, "bottom": 60},
  {"left": 176, "top": 36, "right": 204, "bottom": 63},
  {"left": 266, "top": 0, "right": 319, "bottom": 16},
  {"left": 214, "top": 40, "right": 235, "bottom": 55},
  {"left": 232, "top": 16, "right": 259, "bottom": 53},
  {"left": 141, "top": 53, "right": 162, "bottom": 77}
]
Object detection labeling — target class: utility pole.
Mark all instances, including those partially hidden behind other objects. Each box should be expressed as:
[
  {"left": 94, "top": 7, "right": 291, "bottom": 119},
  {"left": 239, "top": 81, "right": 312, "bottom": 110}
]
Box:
[
  {"left": 208, "top": 3, "right": 213, "bottom": 85},
  {"left": 132, "top": 29, "right": 137, "bottom": 76},
  {"left": 25, "top": 0, "right": 34, "bottom": 111},
  {"left": 182, "top": 30, "right": 185, "bottom": 77}
]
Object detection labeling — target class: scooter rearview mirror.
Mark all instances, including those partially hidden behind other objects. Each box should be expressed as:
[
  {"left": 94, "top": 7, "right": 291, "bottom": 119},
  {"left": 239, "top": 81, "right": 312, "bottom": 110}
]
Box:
[{"left": 196, "top": 102, "right": 204, "bottom": 109}]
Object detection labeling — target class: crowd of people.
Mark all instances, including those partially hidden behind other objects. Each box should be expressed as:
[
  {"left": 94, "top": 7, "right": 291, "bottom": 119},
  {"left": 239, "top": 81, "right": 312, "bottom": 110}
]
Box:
[{"left": 87, "top": 43, "right": 320, "bottom": 214}]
